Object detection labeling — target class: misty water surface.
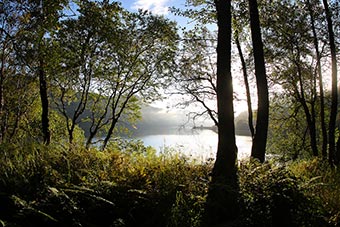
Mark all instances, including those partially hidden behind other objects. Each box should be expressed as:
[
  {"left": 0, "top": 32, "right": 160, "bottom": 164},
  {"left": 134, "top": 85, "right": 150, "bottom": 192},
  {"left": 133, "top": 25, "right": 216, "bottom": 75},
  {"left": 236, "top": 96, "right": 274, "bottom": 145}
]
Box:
[{"left": 134, "top": 128, "right": 252, "bottom": 161}]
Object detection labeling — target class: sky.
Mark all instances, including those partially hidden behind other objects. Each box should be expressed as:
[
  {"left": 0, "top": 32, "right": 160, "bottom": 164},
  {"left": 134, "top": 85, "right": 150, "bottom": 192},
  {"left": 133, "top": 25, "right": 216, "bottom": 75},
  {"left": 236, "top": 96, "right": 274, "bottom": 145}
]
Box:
[
  {"left": 118, "top": 0, "right": 249, "bottom": 119},
  {"left": 119, "top": 0, "right": 180, "bottom": 15},
  {"left": 118, "top": 0, "right": 195, "bottom": 28},
  {"left": 116, "top": 0, "right": 250, "bottom": 121}
]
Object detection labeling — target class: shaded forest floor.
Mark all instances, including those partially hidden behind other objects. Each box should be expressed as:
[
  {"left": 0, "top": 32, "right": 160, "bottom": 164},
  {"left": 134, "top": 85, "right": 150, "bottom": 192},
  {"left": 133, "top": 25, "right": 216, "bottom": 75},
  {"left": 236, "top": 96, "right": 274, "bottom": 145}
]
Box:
[{"left": 0, "top": 141, "right": 339, "bottom": 226}]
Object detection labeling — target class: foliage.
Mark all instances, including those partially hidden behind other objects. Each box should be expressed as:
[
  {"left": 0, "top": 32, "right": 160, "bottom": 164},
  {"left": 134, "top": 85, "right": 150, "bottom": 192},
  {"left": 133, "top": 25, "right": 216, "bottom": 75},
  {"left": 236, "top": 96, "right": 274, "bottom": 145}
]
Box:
[
  {"left": 289, "top": 158, "right": 340, "bottom": 225},
  {"left": 0, "top": 141, "right": 210, "bottom": 227},
  {"left": 1, "top": 0, "right": 340, "bottom": 226},
  {"left": 50, "top": 0, "right": 179, "bottom": 147},
  {"left": 267, "top": 93, "right": 312, "bottom": 160},
  {"left": 1, "top": 0, "right": 178, "bottom": 147},
  {"left": 173, "top": 27, "right": 218, "bottom": 125},
  {"left": 239, "top": 160, "right": 328, "bottom": 226},
  {"left": 1, "top": 141, "right": 339, "bottom": 226},
  {"left": 170, "top": 0, "right": 216, "bottom": 25}
]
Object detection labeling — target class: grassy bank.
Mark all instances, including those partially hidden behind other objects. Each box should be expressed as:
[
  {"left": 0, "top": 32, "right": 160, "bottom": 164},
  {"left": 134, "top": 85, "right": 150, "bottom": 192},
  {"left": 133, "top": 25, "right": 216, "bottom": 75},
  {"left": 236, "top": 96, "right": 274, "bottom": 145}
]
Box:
[{"left": 0, "top": 141, "right": 339, "bottom": 226}]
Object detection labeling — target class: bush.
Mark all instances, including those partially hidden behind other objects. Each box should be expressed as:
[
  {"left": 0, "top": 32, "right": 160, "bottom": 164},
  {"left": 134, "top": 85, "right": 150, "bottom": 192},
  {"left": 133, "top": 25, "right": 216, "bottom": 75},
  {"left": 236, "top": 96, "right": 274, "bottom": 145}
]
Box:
[
  {"left": 239, "top": 160, "right": 328, "bottom": 227},
  {"left": 1, "top": 141, "right": 337, "bottom": 226},
  {"left": 0, "top": 141, "right": 210, "bottom": 227},
  {"left": 289, "top": 158, "right": 340, "bottom": 226}
]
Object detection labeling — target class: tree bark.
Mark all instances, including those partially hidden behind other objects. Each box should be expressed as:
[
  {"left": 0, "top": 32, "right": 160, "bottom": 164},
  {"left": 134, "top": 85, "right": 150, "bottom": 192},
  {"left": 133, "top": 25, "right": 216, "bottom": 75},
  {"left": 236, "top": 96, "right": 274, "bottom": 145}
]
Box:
[
  {"left": 203, "top": 0, "right": 239, "bottom": 226},
  {"left": 235, "top": 32, "right": 255, "bottom": 138},
  {"left": 249, "top": 0, "right": 269, "bottom": 163},
  {"left": 322, "top": 0, "right": 338, "bottom": 165},
  {"left": 39, "top": 58, "right": 50, "bottom": 145},
  {"left": 0, "top": 49, "right": 5, "bottom": 142},
  {"left": 307, "top": 0, "right": 327, "bottom": 159},
  {"left": 102, "top": 118, "right": 118, "bottom": 150},
  {"left": 295, "top": 59, "right": 319, "bottom": 156}
]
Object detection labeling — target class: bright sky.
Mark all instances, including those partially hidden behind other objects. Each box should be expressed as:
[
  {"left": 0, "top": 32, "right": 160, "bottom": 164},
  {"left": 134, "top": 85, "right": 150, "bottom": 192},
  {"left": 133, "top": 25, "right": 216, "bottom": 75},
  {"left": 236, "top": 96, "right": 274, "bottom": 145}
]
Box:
[
  {"left": 119, "top": 0, "right": 194, "bottom": 29},
  {"left": 131, "top": 0, "right": 171, "bottom": 15},
  {"left": 118, "top": 0, "right": 250, "bottom": 119},
  {"left": 119, "top": 0, "right": 249, "bottom": 118},
  {"left": 120, "top": 0, "right": 178, "bottom": 15}
]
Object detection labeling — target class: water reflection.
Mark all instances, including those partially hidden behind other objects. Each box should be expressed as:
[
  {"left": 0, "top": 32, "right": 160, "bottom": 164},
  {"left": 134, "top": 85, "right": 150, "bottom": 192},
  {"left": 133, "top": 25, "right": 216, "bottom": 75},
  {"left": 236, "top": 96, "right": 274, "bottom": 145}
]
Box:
[{"left": 134, "top": 128, "right": 252, "bottom": 162}]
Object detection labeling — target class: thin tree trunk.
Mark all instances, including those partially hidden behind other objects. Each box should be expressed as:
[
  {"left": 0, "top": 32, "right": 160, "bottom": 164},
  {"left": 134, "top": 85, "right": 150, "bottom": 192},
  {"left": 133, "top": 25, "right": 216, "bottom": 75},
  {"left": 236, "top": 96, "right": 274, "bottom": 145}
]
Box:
[
  {"left": 336, "top": 136, "right": 340, "bottom": 161},
  {"left": 0, "top": 53, "right": 5, "bottom": 143},
  {"left": 86, "top": 122, "right": 103, "bottom": 148},
  {"left": 203, "top": 0, "right": 239, "bottom": 226},
  {"left": 0, "top": 32, "right": 9, "bottom": 143},
  {"left": 86, "top": 96, "right": 113, "bottom": 148},
  {"left": 311, "top": 69, "right": 318, "bottom": 156},
  {"left": 86, "top": 131, "right": 96, "bottom": 149},
  {"left": 67, "top": 124, "right": 75, "bottom": 145},
  {"left": 322, "top": 0, "right": 338, "bottom": 165},
  {"left": 295, "top": 60, "right": 319, "bottom": 156},
  {"left": 249, "top": 0, "right": 269, "bottom": 163},
  {"left": 39, "top": 58, "right": 50, "bottom": 145},
  {"left": 102, "top": 118, "right": 118, "bottom": 150},
  {"left": 235, "top": 32, "right": 255, "bottom": 138},
  {"left": 307, "top": 0, "right": 327, "bottom": 158}
]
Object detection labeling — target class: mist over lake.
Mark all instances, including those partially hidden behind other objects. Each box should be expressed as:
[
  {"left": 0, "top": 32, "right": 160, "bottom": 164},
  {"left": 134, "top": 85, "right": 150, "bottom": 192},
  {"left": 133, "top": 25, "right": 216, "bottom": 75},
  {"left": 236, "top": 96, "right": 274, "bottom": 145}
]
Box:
[
  {"left": 131, "top": 127, "right": 252, "bottom": 161},
  {"left": 118, "top": 105, "right": 252, "bottom": 161},
  {"left": 91, "top": 105, "right": 252, "bottom": 161}
]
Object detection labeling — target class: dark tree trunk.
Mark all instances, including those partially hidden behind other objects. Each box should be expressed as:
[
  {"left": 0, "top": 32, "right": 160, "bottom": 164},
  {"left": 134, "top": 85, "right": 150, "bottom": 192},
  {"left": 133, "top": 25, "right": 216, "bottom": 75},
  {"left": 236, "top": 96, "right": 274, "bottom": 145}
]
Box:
[
  {"left": 203, "top": 0, "right": 239, "bottom": 226},
  {"left": 0, "top": 53, "right": 5, "bottom": 143},
  {"left": 235, "top": 32, "right": 255, "bottom": 138},
  {"left": 39, "top": 59, "right": 50, "bottom": 145},
  {"left": 86, "top": 131, "right": 96, "bottom": 149},
  {"left": 295, "top": 60, "right": 319, "bottom": 156},
  {"left": 337, "top": 136, "right": 340, "bottom": 162},
  {"left": 102, "top": 95, "right": 133, "bottom": 150},
  {"left": 102, "top": 118, "right": 118, "bottom": 150},
  {"left": 307, "top": 0, "right": 327, "bottom": 159},
  {"left": 249, "top": 0, "right": 269, "bottom": 163},
  {"left": 86, "top": 120, "right": 104, "bottom": 148},
  {"left": 322, "top": 0, "right": 338, "bottom": 165},
  {"left": 305, "top": 110, "right": 318, "bottom": 157},
  {"left": 86, "top": 96, "right": 112, "bottom": 148},
  {"left": 0, "top": 34, "right": 8, "bottom": 143},
  {"left": 67, "top": 123, "right": 75, "bottom": 145}
]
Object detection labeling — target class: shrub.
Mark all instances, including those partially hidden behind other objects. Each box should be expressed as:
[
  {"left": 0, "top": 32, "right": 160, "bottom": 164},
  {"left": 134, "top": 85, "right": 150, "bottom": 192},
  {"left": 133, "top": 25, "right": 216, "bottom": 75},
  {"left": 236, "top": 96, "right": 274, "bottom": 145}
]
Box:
[
  {"left": 239, "top": 160, "right": 328, "bottom": 227},
  {"left": 289, "top": 158, "right": 340, "bottom": 226},
  {"left": 0, "top": 141, "right": 210, "bottom": 227},
  {"left": 1, "top": 141, "right": 336, "bottom": 227}
]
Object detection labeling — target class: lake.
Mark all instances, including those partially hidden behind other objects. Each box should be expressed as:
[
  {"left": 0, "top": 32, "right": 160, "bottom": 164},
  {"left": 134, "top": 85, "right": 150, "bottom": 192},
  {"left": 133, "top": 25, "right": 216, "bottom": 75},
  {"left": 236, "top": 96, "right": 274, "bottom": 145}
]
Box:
[{"left": 133, "top": 128, "right": 252, "bottom": 162}]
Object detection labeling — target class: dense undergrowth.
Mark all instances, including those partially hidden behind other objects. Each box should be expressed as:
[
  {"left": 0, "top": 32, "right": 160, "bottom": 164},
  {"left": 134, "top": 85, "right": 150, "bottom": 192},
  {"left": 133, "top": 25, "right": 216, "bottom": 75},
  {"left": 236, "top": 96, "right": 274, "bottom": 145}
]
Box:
[{"left": 0, "top": 141, "right": 339, "bottom": 226}]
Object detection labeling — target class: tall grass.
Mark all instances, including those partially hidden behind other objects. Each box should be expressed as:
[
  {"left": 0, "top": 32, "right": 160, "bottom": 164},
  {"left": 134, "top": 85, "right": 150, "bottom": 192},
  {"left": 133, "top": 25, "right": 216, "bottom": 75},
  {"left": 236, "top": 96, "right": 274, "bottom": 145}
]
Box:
[
  {"left": 289, "top": 158, "right": 340, "bottom": 225},
  {"left": 239, "top": 160, "right": 328, "bottom": 226},
  {"left": 0, "top": 141, "right": 339, "bottom": 226},
  {"left": 0, "top": 140, "right": 211, "bottom": 226}
]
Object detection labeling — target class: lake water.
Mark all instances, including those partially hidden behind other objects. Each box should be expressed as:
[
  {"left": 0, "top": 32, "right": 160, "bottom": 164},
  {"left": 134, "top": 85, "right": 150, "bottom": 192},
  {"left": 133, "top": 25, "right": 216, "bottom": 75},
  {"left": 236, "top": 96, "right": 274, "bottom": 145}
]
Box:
[{"left": 133, "top": 129, "right": 252, "bottom": 162}]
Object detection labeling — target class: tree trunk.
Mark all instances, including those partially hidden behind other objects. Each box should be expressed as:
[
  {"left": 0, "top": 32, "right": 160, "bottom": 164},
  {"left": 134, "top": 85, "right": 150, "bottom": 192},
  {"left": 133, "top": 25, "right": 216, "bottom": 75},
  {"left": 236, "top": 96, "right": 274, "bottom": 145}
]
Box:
[
  {"left": 249, "top": 0, "right": 269, "bottom": 163},
  {"left": 0, "top": 34, "right": 9, "bottom": 143},
  {"left": 295, "top": 60, "right": 319, "bottom": 156},
  {"left": 86, "top": 124, "right": 101, "bottom": 148},
  {"left": 235, "top": 32, "right": 255, "bottom": 138},
  {"left": 307, "top": 0, "right": 327, "bottom": 159},
  {"left": 86, "top": 98, "right": 112, "bottom": 149},
  {"left": 322, "top": 0, "right": 338, "bottom": 165},
  {"left": 67, "top": 123, "right": 75, "bottom": 145},
  {"left": 0, "top": 53, "right": 5, "bottom": 143},
  {"left": 39, "top": 58, "right": 50, "bottom": 145},
  {"left": 203, "top": 0, "right": 239, "bottom": 226},
  {"left": 336, "top": 135, "right": 340, "bottom": 162},
  {"left": 306, "top": 112, "right": 318, "bottom": 157},
  {"left": 102, "top": 118, "right": 118, "bottom": 150},
  {"left": 86, "top": 131, "right": 96, "bottom": 149}
]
